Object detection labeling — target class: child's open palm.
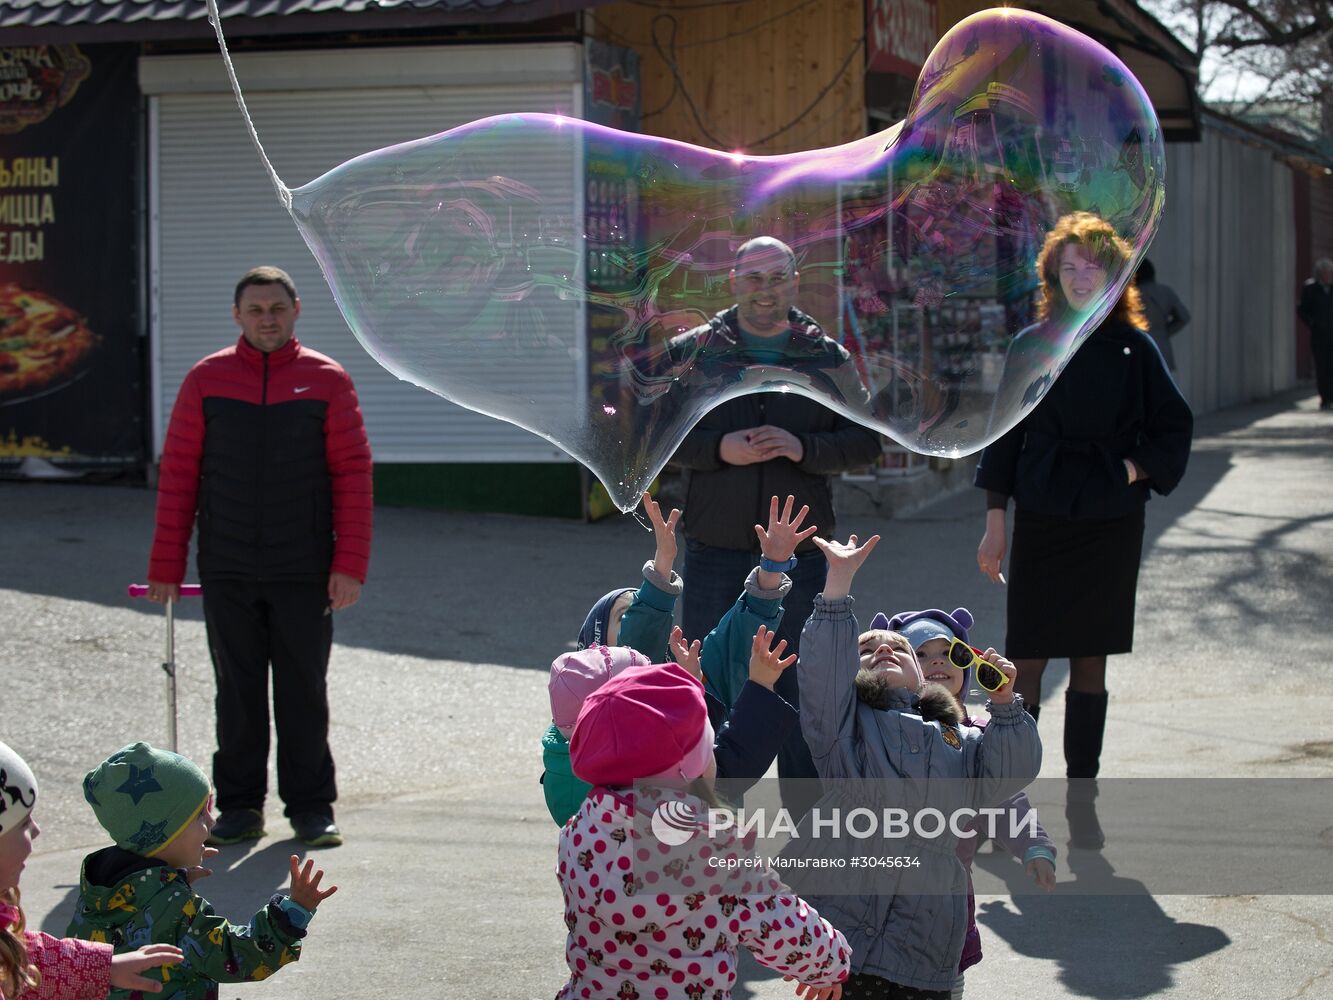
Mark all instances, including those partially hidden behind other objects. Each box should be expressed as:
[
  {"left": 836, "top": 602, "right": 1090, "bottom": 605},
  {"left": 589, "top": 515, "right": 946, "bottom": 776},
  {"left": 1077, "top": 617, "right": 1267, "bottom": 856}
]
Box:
[
  {"left": 788, "top": 977, "right": 842, "bottom": 1000},
  {"left": 750, "top": 625, "right": 796, "bottom": 691},
  {"left": 754, "top": 494, "right": 818, "bottom": 562},
  {"left": 812, "top": 534, "right": 881, "bottom": 599},
  {"left": 668, "top": 625, "right": 704, "bottom": 683},
  {"left": 109, "top": 944, "right": 184, "bottom": 993},
  {"left": 287, "top": 854, "right": 338, "bottom": 911}
]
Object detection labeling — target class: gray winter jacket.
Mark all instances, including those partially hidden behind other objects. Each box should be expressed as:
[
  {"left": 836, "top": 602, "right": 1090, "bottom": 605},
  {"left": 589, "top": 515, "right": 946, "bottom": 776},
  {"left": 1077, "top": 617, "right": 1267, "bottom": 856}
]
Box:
[{"left": 786, "top": 595, "right": 1042, "bottom": 991}]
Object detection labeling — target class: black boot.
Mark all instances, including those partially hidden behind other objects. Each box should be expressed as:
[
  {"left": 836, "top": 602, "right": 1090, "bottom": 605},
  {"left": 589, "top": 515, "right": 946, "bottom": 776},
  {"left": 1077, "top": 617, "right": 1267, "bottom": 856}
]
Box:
[
  {"left": 1064, "top": 689, "right": 1108, "bottom": 779},
  {"left": 1064, "top": 690, "right": 1109, "bottom": 849}
]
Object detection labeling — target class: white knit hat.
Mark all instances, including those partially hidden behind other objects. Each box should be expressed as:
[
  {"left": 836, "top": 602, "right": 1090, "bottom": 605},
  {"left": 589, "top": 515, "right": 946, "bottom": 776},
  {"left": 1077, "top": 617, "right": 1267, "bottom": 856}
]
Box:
[{"left": 0, "top": 741, "right": 38, "bottom": 838}]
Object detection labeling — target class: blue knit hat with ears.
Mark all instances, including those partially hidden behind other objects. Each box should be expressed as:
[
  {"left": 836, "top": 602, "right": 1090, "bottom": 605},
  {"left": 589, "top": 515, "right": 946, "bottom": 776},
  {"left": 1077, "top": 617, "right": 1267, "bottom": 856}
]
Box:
[{"left": 877, "top": 608, "right": 977, "bottom": 698}]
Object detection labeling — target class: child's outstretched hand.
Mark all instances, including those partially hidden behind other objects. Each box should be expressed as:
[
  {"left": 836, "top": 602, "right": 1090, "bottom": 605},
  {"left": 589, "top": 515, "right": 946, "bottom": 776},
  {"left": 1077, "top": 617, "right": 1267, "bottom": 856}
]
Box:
[
  {"left": 1026, "top": 856, "right": 1056, "bottom": 891},
  {"left": 287, "top": 854, "right": 338, "bottom": 912},
  {"left": 750, "top": 625, "right": 796, "bottom": 691},
  {"left": 754, "top": 495, "right": 818, "bottom": 566},
  {"left": 787, "top": 977, "right": 842, "bottom": 1000},
  {"left": 109, "top": 944, "right": 184, "bottom": 993},
  {"left": 642, "top": 491, "right": 682, "bottom": 579},
  {"left": 979, "top": 648, "right": 1017, "bottom": 705},
  {"left": 812, "top": 534, "right": 881, "bottom": 600},
  {"left": 668, "top": 625, "right": 704, "bottom": 684},
  {"left": 183, "top": 846, "right": 219, "bottom": 885}
]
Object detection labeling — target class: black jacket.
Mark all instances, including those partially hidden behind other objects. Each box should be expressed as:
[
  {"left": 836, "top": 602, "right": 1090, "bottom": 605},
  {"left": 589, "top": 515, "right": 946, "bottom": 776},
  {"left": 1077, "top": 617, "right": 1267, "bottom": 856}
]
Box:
[
  {"left": 666, "top": 307, "right": 883, "bottom": 551},
  {"left": 1298, "top": 279, "right": 1333, "bottom": 338},
  {"left": 975, "top": 318, "right": 1193, "bottom": 519}
]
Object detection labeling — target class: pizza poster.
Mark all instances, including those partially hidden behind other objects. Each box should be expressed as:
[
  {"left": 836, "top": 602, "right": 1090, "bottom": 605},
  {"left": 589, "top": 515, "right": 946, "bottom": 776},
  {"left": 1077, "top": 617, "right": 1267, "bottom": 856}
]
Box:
[{"left": 0, "top": 44, "right": 143, "bottom": 469}]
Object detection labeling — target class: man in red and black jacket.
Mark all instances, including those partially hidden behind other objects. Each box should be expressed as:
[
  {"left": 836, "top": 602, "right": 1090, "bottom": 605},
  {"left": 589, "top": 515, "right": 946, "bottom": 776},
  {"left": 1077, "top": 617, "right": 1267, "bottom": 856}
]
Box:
[{"left": 147, "top": 266, "right": 372, "bottom": 848}]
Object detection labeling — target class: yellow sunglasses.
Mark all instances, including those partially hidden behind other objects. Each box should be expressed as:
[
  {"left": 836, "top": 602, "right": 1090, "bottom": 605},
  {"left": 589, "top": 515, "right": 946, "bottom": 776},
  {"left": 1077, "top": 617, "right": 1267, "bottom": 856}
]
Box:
[{"left": 947, "top": 639, "right": 1009, "bottom": 693}]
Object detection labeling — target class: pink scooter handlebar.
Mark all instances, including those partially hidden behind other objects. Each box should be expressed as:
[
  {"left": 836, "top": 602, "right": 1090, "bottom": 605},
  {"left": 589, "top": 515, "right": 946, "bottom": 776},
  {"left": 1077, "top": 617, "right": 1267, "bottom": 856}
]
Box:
[{"left": 127, "top": 584, "right": 203, "bottom": 598}]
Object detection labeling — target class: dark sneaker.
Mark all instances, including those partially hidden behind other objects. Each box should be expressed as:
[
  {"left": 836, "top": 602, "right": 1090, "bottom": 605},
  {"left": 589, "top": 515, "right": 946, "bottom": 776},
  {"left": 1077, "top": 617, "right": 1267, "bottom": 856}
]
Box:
[
  {"left": 291, "top": 812, "right": 343, "bottom": 847},
  {"left": 207, "top": 808, "right": 265, "bottom": 845}
]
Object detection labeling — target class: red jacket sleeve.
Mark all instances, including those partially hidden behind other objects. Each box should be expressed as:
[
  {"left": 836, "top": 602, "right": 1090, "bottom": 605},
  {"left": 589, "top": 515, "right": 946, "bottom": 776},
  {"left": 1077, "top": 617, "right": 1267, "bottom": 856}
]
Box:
[
  {"left": 23, "top": 931, "right": 113, "bottom": 1000},
  {"left": 148, "top": 368, "right": 206, "bottom": 584},
  {"left": 324, "top": 367, "right": 373, "bottom": 583}
]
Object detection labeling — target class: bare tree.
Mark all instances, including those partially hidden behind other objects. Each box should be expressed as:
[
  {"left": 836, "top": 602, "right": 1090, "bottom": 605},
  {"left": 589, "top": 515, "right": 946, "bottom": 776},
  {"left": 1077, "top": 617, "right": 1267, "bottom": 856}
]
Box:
[{"left": 1143, "top": 1, "right": 1332, "bottom": 136}]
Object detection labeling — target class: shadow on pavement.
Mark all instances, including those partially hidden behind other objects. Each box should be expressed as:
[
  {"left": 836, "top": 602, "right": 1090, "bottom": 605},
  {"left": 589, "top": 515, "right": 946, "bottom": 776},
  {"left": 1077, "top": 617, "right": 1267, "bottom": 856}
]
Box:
[{"left": 973, "top": 844, "right": 1230, "bottom": 998}]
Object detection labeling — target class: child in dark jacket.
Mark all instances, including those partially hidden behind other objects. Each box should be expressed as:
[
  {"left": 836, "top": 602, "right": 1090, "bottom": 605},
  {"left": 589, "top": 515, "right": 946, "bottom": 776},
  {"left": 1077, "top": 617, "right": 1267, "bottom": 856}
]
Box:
[
  {"left": 67, "top": 743, "right": 336, "bottom": 1000},
  {"left": 886, "top": 608, "right": 1056, "bottom": 999},
  {"left": 541, "top": 494, "right": 814, "bottom": 824}
]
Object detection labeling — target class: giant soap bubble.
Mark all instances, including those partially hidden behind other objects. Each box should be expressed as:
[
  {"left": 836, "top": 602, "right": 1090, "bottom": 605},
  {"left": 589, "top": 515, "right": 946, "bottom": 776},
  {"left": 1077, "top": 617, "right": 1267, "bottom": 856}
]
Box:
[{"left": 207, "top": 5, "right": 1163, "bottom": 511}]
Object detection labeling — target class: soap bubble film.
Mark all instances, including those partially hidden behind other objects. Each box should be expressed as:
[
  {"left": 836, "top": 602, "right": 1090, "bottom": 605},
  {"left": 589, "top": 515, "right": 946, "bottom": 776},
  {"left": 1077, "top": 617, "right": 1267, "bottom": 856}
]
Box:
[{"left": 214, "top": 7, "right": 1164, "bottom": 511}]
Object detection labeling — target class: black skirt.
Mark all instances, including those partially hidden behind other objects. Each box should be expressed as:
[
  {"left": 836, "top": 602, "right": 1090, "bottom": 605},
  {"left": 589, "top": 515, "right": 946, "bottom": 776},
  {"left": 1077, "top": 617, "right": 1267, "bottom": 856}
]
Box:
[{"left": 1006, "top": 507, "right": 1146, "bottom": 658}]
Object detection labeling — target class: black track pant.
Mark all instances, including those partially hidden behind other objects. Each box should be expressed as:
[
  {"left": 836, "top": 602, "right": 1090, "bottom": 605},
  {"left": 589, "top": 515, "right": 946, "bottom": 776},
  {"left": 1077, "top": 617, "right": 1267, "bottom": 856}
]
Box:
[{"left": 202, "top": 579, "right": 335, "bottom": 817}]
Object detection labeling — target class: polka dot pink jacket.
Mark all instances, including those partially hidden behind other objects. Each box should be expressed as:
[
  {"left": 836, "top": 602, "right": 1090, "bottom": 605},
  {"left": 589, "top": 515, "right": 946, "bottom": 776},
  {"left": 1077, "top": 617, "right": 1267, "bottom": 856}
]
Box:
[{"left": 556, "top": 786, "right": 849, "bottom": 1000}]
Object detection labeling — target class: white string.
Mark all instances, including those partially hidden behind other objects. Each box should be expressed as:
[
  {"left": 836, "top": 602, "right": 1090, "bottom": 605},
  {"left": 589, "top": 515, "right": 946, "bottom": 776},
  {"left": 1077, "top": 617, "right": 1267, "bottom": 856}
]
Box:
[{"left": 205, "top": 0, "right": 291, "bottom": 210}]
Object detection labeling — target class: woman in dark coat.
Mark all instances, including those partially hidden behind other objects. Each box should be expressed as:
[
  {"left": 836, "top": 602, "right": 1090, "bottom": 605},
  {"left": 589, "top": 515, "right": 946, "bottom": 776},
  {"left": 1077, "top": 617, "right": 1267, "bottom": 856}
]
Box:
[{"left": 974, "top": 213, "right": 1192, "bottom": 841}]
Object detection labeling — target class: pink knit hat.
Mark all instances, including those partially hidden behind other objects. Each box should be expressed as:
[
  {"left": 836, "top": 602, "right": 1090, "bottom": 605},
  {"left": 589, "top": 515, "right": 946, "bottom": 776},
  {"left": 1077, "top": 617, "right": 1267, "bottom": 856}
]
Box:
[
  {"left": 549, "top": 645, "right": 651, "bottom": 738},
  {"left": 569, "top": 662, "right": 714, "bottom": 787}
]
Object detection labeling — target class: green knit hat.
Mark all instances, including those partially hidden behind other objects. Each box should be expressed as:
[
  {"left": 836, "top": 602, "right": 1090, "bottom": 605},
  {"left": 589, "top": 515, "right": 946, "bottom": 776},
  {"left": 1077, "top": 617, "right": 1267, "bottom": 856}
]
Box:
[{"left": 83, "top": 743, "right": 210, "bottom": 857}]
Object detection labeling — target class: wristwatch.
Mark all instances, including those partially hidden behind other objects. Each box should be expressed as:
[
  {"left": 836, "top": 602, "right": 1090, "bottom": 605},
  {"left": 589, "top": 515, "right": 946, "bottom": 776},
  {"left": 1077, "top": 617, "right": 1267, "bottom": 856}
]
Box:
[{"left": 759, "top": 555, "right": 799, "bottom": 573}]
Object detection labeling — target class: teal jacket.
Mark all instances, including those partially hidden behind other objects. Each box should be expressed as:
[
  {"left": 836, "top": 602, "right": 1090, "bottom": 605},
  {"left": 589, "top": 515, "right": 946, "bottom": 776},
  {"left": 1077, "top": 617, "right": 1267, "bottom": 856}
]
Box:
[{"left": 542, "top": 562, "right": 795, "bottom": 826}]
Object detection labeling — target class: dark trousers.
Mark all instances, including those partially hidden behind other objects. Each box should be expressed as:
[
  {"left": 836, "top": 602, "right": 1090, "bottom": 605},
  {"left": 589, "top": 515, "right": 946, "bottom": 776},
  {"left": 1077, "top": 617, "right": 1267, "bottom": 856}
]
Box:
[
  {"left": 202, "top": 579, "right": 336, "bottom": 817},
  {"left": 682, "top": 539, "right": 826, "bottom": 818},
  {"left": 1313, "top": 331, "right": 1333, "bottom": 405}
]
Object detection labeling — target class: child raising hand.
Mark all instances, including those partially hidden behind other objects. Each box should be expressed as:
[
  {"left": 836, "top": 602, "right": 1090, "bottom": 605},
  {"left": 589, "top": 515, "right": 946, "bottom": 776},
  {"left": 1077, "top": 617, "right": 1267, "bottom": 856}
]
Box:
[{"left": 67, "top": 743, "right": 337, "bottom": 999}]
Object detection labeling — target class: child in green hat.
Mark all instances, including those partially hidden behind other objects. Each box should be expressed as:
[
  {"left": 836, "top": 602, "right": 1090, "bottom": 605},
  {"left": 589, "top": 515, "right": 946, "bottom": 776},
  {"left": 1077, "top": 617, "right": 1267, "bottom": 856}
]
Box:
[{"left": 67, "top": 743, "right": 337, "bottom": 999}]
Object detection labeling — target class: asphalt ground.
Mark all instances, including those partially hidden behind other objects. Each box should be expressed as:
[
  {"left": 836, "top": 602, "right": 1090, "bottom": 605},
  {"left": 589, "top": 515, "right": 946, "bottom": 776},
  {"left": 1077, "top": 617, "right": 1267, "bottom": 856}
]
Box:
[{"left": 4, "top": 388, "right": 1332, "bottom": 999}]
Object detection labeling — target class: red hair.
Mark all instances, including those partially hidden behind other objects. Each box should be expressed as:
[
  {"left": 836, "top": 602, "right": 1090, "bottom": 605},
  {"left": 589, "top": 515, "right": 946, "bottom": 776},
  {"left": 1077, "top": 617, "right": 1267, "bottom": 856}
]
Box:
[{"left": 1035, "top": 212, "right": 1147, "bottom": 331}]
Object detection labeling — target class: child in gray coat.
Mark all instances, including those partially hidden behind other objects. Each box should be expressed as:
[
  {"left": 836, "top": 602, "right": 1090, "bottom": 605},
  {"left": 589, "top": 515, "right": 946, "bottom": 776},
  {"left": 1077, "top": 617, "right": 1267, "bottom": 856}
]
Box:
[{"left": 788, "top": 533, "right": 1042, "bottom": 999}]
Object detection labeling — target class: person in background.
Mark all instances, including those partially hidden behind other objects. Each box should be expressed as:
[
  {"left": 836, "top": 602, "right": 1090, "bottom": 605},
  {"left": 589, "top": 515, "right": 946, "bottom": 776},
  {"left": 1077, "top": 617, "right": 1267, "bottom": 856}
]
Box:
[
  {"left": 1297, "top": 257, "right": 1333, "bottom": 410},
  {"left": 667, "top": 237, "right": 882, "bottom": 819},
  {"left": 1135, "top": 258, "right": 1190, "bottom": 374},
  {"left": 146, "top": 266, "right": 373, "bottom": 848}
]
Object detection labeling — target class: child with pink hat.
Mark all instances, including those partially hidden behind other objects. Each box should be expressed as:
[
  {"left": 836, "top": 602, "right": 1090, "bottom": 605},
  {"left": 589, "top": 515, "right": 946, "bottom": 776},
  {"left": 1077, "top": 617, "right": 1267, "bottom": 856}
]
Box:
[
  {"left": 557, "top": 661, "right": 850, "bottom": 1000},
  {"left": 541, "top": 493, "right": 814, "bottom": 825}
]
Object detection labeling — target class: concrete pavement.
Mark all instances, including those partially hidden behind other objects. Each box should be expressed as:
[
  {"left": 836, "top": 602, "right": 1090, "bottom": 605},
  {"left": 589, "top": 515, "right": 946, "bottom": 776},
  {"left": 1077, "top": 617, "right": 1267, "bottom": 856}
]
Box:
[{"left": 4, "top": 388, "right": 1332, "bottom": 998}]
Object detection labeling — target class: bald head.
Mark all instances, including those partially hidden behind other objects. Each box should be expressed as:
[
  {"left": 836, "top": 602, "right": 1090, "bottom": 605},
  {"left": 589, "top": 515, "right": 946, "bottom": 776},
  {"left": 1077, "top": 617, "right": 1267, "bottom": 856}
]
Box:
[
  {"left": 734, "top": 237, "right": 796, "bottom": 272},
  {"left": 731, "top": 238, "right": 799, "bottom": 337}
]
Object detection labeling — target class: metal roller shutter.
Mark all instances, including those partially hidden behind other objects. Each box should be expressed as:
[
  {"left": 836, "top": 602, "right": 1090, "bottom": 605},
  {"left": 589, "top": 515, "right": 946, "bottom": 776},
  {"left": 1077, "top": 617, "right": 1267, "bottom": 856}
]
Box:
[{"left": 142, "top": 44, "right": 583, "bottom": 463}]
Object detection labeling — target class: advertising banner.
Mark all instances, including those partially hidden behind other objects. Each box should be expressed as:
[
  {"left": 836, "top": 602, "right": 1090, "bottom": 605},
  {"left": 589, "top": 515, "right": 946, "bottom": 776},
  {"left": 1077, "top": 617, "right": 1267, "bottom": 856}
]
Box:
[{"left": 0, "top": 44, "right": 143, "bottom": 470}]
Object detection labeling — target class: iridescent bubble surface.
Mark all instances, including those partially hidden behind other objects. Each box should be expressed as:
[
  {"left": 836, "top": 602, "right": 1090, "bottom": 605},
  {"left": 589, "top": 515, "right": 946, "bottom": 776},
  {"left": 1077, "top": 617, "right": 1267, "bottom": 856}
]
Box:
[{"left": 216, "top": 7, "right": 1165, "bottom": 511}]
